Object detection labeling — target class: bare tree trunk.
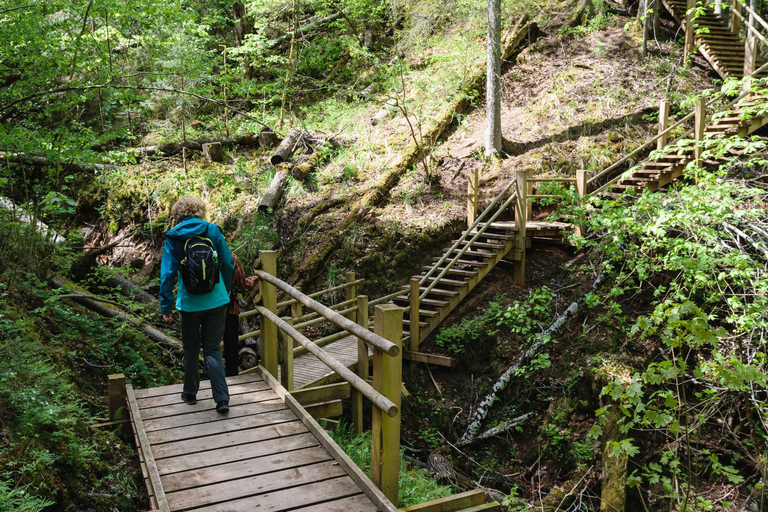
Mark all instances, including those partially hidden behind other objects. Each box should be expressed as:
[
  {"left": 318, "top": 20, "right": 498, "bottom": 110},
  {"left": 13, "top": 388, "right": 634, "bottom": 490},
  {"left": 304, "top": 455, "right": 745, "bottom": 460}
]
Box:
[
  {"left": 233, "top": 1, "right": 256, "bottom": 79},
  {"left": 259, "top": 166, "right": 291, "bottom": 212},
  {"left": 484, "top": 0, "right": 502, "bottom": 156}
]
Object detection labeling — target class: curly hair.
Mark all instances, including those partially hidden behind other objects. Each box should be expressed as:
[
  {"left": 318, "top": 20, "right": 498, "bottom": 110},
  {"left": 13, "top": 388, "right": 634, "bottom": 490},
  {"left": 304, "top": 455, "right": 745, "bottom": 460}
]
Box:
[{"left": 170, "top": 196, "right": 206, "bottom": 223}]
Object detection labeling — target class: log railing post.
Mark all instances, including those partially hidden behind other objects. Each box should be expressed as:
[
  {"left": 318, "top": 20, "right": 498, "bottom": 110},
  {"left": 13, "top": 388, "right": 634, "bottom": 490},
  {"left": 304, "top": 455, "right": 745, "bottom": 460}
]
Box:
[
  {"left": 279, "top": 317, "right": 294, "bottom": 391},
  {"left": 744, "top": 36, "right": 757, "bottom": 88},
  {"left": 291, "top": 285, "right": 303, "bottom": 335},
  {"left": 732, "top": 0, "right": 742, "bottom": 34},
  {"left": 685, "top": 0, "right": 696, "bottom": 54},
  {"left": 351, "top": 295, "right": 369, "bottom": 434},
  {"left": 694, "top": 97, "right": 706, "bottom": 161},
  {"left": 409, "top": 277, "right": 420, "bottom": 360},
  {"left": 513, "top": 169, "right": 528, "bottom": 285},
  {"left": 344, "top": 271, "right": 357, "bottom": 322},
  {"left": 108, "top": 373, "right": 128, "bottom": 438},
  {"left": 467, "top": 165, "right": 479, "bottom": 228},
  {"left": 576, "top": 169, "right": 588, "bottom": 198},
  {"left": 658, "top": 99, "right": 671, "bottom": 151},
  {"left": 260, "top": 250, "right": 279, "bottom": 377},
  {"left": 371, "top": 304, "right": 403, "bottom": 504}
]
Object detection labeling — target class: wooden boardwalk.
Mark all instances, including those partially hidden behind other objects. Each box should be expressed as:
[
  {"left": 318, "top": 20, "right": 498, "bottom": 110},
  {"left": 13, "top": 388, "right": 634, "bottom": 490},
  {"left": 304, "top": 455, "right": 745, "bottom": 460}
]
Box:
[
  {"left": 127, "top": 369, "right": 393, "bottom": 511},
  {"left": 282, "top": 335, "right": 371, "bottom": 389}
]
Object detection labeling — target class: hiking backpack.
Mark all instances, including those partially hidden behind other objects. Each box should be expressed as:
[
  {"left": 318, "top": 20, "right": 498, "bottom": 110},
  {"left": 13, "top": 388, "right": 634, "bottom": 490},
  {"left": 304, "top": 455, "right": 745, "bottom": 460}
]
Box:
[{"left": 180, "top": 225, "right": 221, "bottom": 294}]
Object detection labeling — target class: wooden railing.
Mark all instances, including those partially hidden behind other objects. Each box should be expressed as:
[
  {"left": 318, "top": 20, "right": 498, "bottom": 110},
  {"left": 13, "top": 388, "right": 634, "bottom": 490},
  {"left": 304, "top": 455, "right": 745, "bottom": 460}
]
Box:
[{"left": 240, "top": 251, "right": 404, "bottom": 504}]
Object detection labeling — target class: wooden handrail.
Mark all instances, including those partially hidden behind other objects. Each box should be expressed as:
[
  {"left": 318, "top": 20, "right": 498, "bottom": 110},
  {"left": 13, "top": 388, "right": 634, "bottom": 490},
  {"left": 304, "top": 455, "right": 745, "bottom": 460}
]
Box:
[
  {"left": 732, "top": 7, "right": 768, "bottom": 48},
  {"left": 254, "top": 270, "right": 399, "bottom": 356},
  {"left": 254, "top": 305, "right": 398, "bottom": 417},
  {"left": 740, "top": 1, "right": 768, "bottom": 35},
  {"left": 275, "top": 278, "right": 365, "bottom": 308}
]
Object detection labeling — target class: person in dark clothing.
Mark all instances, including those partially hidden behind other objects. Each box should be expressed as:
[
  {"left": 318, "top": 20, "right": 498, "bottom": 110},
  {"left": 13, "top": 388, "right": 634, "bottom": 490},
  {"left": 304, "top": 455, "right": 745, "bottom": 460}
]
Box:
[
  {"left": 223, "top": 254, "right": 258, "bottom": 377},
  {"left": 160, "top": 196, "right": 235, "bottom": 413}
]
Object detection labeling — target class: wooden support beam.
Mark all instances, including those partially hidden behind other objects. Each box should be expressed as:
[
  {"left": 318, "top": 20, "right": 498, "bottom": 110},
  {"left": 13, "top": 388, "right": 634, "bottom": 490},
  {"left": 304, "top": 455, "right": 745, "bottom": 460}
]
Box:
[
  {"left": 684, "top": 0, "right": 695, "bottom": 58},
  {"left": 344, "top": 272, "right": 357, "bottom": 322},
  {"left": 291, "top": 382, "right": 350, "bottom": 405},
  {"left": 576, "top": 169, "right": 588, "bottom": 198},
  {"left": 108, "top": 373, "right": 129, "bottom": 439},
  {"left": 744, "top": 36, "right": 757, "bottom": 85},
  {"left": 732, "top": 0, "right": 742, "bottom": 35},
  {"left": 305, "top": 399, "right": 343, "bottom": 420},
  {"left": 352, "top": 295, "right": 369, "bottom": 435},
  {"left": 409, "top": 277, "right": 420, "bottom": 361},
  {"left": 403, "top": 351, "right": 455, "bottom": 367},
  {"left": 657, "top": 99, "right": 670, "bottom": 151},
  {"left": 372, "top": 305, "right": 403, "bottom": 504},
  {"left": 279, "top": 317, "right": 294, "bottom": 391},
  {"left": 513, "top": 169, "right": 527, "bottom": 285},
  {"left": 526, "top": 178, "right": 534, "bottom": 220},
  {"left": 467, "top": 165, "right": 479, "bottom": 228},
  {"left": 399, "top": 489, "right": 486, "bottom": 512},
  {"left": 694, "top": 97, "right": 706, "bottom": 161},
  {"left": 260, "top": 250, "right": 279, "bottom": 378},
  {"left": 291, "top": 286, "right": 303, "bottom": 335}
]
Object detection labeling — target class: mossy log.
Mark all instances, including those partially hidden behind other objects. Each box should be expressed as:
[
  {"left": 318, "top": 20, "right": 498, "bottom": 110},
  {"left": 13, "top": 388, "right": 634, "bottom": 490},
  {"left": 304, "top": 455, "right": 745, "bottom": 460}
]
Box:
[
  {"left": 258, "top": 127, "right": 279, "bottom": 148},
  {"left": 126, "top": 133, "right": 260, "bottom": 158},
  {"left": 291, "top": 17, "right": 534, "bottom": 288},
  {"left": 291, "top": 152, "right": 321, "bottom": 180},
  {"left": 259, "top": 165, "right": 291, "bottom": 213},
  {"left": 0, "top": 151, "right": 122, "bottom": 172},
  {"left": 270, "top": 127, "right": 301, "bottom": 165}
]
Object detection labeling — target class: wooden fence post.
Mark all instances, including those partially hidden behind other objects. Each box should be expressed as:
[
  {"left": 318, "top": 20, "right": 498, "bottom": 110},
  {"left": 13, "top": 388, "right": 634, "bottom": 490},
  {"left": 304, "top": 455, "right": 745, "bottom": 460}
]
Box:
[
  {"left": 279, "top": 317, "right": 294, "bottom": 391},
  {"left": 260, "top": 250, "right": 278, "bottom": 377},
  {"left": 526, "top": 178, "right": 534, "bottom": 221},
  {"left": 371, "top": 304, "right": 403, "bottom": 504},
  {"left": 732, "top": 0, "right": 742, "bottom": 35},
  {"left": 684, "top": 0, "right": 695, "bottom": 58},
  {"left": 291, "top": 285, "right": 303, "bottom": 335},
  {"left": 694, "top": 97, "right": 706, "bottom": 161},
  {"left": 744, "top": 36, "right": 757, "bottom": 87},
  {"left": 108, "top": 374, "right": 128, "bottom": 438},
  {"left": 467, "top": 165, "right": 479, "bottom": 228},
  {"left": 409, "top": 277, "right": 420, "bottom": 361},
  {"left": 514, "top": 169, "right": 528, "bottom": 285},
  {"left": 344, "top": 272, "right": 357, "bottom": 322},
  {"left": 351, "top": 295, "right": 369, "bottom": 435},
  {"left": 658, "top": 99, "right": 670, "bottom": 150},
  {"left": 576, "top": 169, "right": 588, "bottom": 198}
]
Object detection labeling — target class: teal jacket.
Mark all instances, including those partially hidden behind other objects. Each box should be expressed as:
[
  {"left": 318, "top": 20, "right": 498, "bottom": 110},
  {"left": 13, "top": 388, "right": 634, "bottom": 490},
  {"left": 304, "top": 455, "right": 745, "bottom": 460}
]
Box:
[{"left": 159, "top": 217, "right": 234, "bottom": 315}]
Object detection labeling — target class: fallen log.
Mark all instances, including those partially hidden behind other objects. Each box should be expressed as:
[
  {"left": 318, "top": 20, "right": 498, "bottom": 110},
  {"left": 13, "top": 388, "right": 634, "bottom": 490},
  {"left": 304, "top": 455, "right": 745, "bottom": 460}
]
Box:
[
  {"left": 292, "top": 152, "right": 321, "bottom": 180},
  {"left": 0, "top": 151, "right": 122, "bottom": 172},
  {"left": 291, "top": 17, "right": 535, "bottom": 288},
  {"left": 126, "top": 133, "right": 260, "bottom": 158},
  {"left": 259, "top": 164, "right": 291, "bottom": 213},
  {"left": 50, "top": 275, "right": 182, "bottom": 351},
  {"left": 458, "top": 270, "right": 606, "bottom": 446},
  {"left": 0, "top": 196, "right": 66, "bottom": 243},
  {"left": 270, "top": 128, "right": 301, "bottom": 165},
  {"left": 472, "top": 412, "right": 533, "bottom": 443}
]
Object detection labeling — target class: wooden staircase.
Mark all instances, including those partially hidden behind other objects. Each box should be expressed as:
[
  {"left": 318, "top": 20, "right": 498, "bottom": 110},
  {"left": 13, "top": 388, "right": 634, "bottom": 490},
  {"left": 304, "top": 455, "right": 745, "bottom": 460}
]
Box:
[
  {"left": 610, "top": 93, "right": 768, "bottom": 195},
  {"left": 393, "top": 221, "right": 569, "bottom": 344},
  {"left": 662, "top": 0, "right": 767, "bottom": 79}
]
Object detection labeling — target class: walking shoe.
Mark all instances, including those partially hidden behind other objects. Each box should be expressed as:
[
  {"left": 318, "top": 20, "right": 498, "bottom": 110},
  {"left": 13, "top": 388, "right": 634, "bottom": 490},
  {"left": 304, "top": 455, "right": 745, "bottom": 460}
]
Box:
[
  {"left": 216, "top": 401, "right": 229, "bottom": 413},
  {"left": 181, "top": 392, "right": 197, "bottom": 405}
]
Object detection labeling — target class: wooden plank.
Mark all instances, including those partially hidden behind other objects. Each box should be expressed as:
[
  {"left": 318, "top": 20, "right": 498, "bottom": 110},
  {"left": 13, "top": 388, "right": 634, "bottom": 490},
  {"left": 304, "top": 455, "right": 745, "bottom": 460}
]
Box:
[
  {"left": 399, "top": 490, "right": 487, "bottom": 512},
  {"left": 461, "top": 503, "right": 503, "bottom": 512},
  {"left": 166, "top": 460, "right": 348, "bottom": 510},
  {"left": 292, "top": 382, "right": 350, "bottom": 405},
  {"left": 304, "top": 400, "right": 343, "bottom": 420},
  {"left": 152, "top": 420, "right": 308, "bottom": 459},
  {"left": 403, "top": 351, "right": 455, "bottom": 367},
  {"left": 257, "top": 366, "right": 399, "bottom": 512},
  {"left": 188, "top": 477, "right": 369, "bottom": 512},
  {"left": 161, "top": 445, "right": 334, "bottom": 493},
  {"left": 140, "top": 389, "right": 279, "bottom": 420},
  {"left": 293, "top": 494, "right": 378, "bottom": 511},
  {"left": 156, "top": 432, "right": 319, "bottom": 475},
  {"left": 126, "top": 384, "right": 170, "bottom": 511},
  {"left": 133, "top": 373, "right": 264, "bottom": 399},
  {"left": 261, "top": 250, "right": 279, "bottom": 377},
  {"left": 147, "top": 407, "right": 297, "bottom": 444},
  {"left": 137, "top": 380, "right": 272, "bottom": 409},
  {"left": 142, "top": 400, "right": 286, "bottom": 432}
]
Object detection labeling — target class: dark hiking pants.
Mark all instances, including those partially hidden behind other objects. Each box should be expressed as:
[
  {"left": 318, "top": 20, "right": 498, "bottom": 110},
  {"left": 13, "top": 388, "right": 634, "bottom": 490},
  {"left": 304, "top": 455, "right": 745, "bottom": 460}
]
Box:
[
  {"left": 180, "top": 305, "right": 229, "bottom": 404},
  {"left": 223, "top": 312, "right": 240, "bottom": 377}
]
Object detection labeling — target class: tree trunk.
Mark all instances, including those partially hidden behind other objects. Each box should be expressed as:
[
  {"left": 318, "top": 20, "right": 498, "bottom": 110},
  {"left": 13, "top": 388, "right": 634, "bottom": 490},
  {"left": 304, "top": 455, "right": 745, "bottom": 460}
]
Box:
[
  {"left": 270, "top": 127, "right": 301, "bottom": 165},
  {"left": 233, "top": 1, "right": 255, "bottom": 79},
  {"left": 292, "top": 152, "right": 321, "bottom": 180},
  {"left": 484, "top": 0, "right": 502, "bottom": 156},
  {"left": 259, "top": 165, "right": 291, "bottom": 212},
  {"left": 273, "top": 13, "right": 341, "bottom": 45},
  {"left": 202, "top": 142, "right": 225, "bottom": 164},
  {"left": 600, "top": 404, "right": 628, "bottom": 512},
  {"left": 567, "top": 0, "right": 595, "bottom": 27},
  {"left": 258, "top": 127, "right": 279, "bottom": 148}
]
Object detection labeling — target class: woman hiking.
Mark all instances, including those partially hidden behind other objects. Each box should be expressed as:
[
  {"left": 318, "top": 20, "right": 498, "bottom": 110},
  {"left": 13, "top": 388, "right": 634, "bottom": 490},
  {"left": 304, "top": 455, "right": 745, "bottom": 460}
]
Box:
[{"left": 160, "top": 196, "right": 235, "bottom": 413}]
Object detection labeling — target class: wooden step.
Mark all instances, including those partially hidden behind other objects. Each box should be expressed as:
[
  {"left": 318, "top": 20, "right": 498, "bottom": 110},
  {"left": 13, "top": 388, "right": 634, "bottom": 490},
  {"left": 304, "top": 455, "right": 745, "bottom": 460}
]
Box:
[
  {"left": 420, "top": 276, "right": 469, "bottom": 286},
  {"left": 612, "top": 184, "right": 641, "bottom": 190},
  {"left": 448, "top": 240, "right": 507, "bottom": 250},
  {"left": 403, "top": 319, "right": 429, "bottom": 328},
  {"left": 446, "top": 248, "right": 495, "bottom": 258},
  {"left": 414, "top": 309, "right": 439, "bottom": 317},
  {"left": 464, "top": 231, "right": 515, "bottom": 240},
  {"left": 623, "top": 176, "right": 659, "bottom": 183},
  {"left": 431, "top": 258, "right": 487, "bottom": 267},
  {"left": 401, "top": 286, "right": 460, "bottom": 297},
  {"left": 422, "top": 266, "right": 479, "bottom": 277},
  {"left": 394, "top": 296, "right": 450, "bottom": 307},
  {"left": 642, "top": 162, "right": 674, "bottom": 168}
]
